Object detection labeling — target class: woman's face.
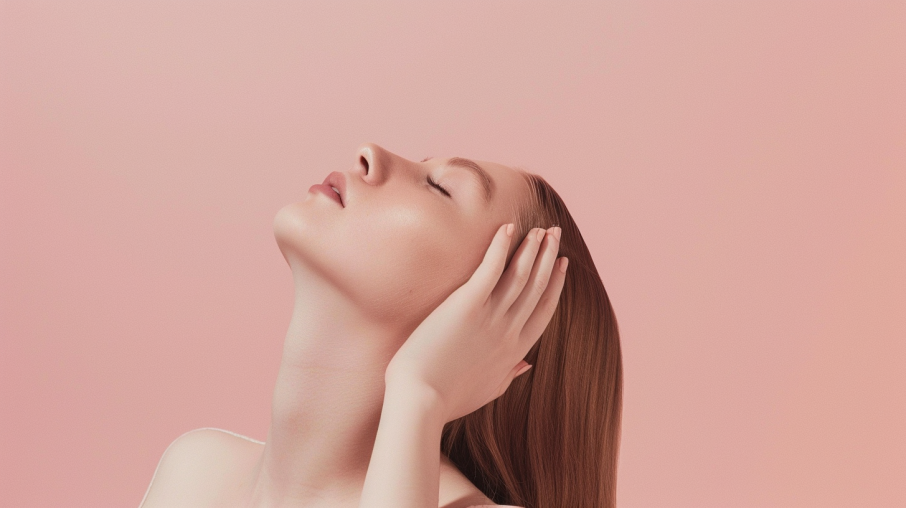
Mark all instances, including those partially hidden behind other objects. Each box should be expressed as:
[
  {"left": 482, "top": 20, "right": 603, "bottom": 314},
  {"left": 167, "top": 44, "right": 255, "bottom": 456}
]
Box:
[{"left": 274, "top": 142, "right": 533, "bottom": 328}]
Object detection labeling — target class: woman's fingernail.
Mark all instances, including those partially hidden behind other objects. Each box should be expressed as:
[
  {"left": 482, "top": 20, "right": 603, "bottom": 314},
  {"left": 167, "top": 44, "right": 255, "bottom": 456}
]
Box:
[
  {"left": 554, "top": 227, "right": 562, "bottom": 240},
  {"left": 506, "top": 223, "right": 514, "bottom": 236},
  {"left": 559, "top": 257, "right": 569, "bottom": 273},
  {"left": 536, "top": 228, "right": 545, "bottom": 241}
]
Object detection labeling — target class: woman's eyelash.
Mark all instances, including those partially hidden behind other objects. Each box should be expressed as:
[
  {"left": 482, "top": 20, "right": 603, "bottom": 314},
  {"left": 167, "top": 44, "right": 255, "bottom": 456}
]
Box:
[{"left": 427, "top": 176, "right": 451, "bottom": 197}]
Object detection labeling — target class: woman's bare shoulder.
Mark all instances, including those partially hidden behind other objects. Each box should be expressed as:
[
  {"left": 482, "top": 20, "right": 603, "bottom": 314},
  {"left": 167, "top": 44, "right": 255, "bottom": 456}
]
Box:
[{"left": 138, "top": 428, "right": 264, "bottom": 508}]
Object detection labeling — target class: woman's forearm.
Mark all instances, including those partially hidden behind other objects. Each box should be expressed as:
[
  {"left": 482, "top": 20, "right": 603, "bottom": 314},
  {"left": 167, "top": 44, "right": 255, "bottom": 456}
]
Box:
[{"left": 359, "top": 381, "right": 448, "bottom": 508}]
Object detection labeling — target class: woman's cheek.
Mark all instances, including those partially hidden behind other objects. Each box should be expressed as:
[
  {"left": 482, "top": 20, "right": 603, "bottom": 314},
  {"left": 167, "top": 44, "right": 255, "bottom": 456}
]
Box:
[{"left": 349, "top": 209, "right": 460, "bottom": 322}]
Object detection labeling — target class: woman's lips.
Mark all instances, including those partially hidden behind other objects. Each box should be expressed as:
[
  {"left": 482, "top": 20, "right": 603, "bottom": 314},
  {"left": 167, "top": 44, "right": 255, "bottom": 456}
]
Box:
[
  {"left": 308, "top": 183, "right": 343, "bottom": 206},
  {"left": 323, "top": 171, "right": 346, "bottom": 206}
]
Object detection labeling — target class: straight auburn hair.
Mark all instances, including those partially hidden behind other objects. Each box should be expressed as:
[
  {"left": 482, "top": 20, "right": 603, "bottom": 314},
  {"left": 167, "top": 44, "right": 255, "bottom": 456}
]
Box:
[{"left": 441, "top": 171, "right": 623, "bottom": 508}]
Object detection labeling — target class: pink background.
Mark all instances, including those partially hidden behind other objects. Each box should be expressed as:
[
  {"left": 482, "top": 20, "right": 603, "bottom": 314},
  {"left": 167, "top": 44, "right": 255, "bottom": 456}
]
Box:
[{"left": 2, "top": 2, "right": 904, "bottom": 507}]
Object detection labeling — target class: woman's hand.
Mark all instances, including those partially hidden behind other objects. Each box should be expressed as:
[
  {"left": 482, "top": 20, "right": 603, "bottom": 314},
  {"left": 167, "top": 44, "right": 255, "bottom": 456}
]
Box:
[
  {"left": 361, "top": 223, "right": 567, "bottom": 508},
  {"left": 385, "top": 222, "right": 567, "bottom": 423}
]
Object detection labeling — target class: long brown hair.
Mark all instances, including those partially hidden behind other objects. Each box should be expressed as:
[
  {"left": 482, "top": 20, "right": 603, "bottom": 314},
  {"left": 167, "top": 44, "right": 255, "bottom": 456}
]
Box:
[{"left": 441, "top": 171, "right": 623, "bottom": 508}]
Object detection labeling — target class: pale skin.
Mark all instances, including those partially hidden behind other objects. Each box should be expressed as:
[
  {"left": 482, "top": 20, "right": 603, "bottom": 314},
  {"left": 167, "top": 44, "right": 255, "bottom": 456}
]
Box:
[{"left": 139, "top": 143, "right": 567, "bottom": 508}]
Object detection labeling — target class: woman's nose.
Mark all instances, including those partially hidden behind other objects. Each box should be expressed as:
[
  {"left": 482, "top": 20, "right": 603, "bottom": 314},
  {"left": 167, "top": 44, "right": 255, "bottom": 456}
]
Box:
[
  {"left": 355, "top": 143, "right": 406, "bottom": 185},
  {"left": 355, "top": 143, "right": 375, "bottom": 176},
  {"left": 354, "top": 142, "right": 394, "bottom": 184}
]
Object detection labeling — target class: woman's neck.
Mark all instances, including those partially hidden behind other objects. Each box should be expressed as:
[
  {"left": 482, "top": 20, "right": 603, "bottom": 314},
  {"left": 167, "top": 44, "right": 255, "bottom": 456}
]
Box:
[{"left": 245, "top": 269, "right": 409, "bottom": 507}]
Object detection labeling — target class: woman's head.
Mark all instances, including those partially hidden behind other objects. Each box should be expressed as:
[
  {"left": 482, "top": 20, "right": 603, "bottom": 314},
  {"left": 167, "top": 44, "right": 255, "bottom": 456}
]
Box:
[
  {"left": 274, "top": 142, "right": 622, "bottom": 508},
  {"left": 273, "top": 142, "right": 536, "bottom": 329}
]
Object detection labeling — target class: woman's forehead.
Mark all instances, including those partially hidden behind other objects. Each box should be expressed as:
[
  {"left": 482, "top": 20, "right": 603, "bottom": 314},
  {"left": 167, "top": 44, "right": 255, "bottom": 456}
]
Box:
[
  {"left": 471, "top": 159, "right": 533, "bottom": 218},
  {"left": 478, "top": 159, "right": 531, "bottom": 193}
]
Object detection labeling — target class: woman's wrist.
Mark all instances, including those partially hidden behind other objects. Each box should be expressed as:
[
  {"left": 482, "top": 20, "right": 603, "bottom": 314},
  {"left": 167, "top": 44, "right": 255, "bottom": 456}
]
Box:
[{"left": 382, "top": 376, "right": 449, "bottom": 427}]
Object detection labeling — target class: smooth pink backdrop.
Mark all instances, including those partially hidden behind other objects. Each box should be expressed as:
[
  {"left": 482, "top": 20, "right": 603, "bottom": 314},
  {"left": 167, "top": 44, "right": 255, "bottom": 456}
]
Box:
[{"left": 2, "top": 2, "right": 904, "bottom": 507}]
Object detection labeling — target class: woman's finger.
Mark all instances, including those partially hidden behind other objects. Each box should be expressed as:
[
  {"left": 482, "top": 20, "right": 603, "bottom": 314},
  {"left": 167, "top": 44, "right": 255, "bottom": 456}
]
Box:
[
  {"left": 519, "top": 256, "right": 567, "bottom": 349},
  {"left": 507, "top": 228, "right": 561, "bottom": 328},
  {"left": 489, "top": 227, "right": 547, "bottom": 310},
  {"left": 466, "top": 223, "right": 514, "bottom": 302}
]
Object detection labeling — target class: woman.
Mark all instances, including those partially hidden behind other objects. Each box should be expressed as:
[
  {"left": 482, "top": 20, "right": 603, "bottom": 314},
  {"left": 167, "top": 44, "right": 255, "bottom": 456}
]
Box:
[{"left": 138, "top": 143, "right": 622, "bottom": 508}]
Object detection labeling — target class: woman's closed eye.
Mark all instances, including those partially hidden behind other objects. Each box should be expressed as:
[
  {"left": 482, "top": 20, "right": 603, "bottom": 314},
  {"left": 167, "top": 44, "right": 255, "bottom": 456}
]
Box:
[{"left": 427, "top": 176, "right": 451, "bottom": 198}]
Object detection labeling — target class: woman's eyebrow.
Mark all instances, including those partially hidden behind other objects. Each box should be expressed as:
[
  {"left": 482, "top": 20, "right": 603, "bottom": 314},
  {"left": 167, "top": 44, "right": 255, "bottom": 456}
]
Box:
[{"left": 421, "top": 156, "right": 494, "bottom": 204}]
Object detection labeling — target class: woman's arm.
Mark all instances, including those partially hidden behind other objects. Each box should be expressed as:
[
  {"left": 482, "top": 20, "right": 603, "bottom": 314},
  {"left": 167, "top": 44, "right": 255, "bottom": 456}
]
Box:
[{"left": 358, "top": 380, "right": 447, "bottom": 508}]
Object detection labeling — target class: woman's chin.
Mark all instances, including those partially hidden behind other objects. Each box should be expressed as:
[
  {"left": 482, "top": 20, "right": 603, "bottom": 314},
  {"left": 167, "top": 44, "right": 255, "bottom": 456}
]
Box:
[{"left": 273, "top": 203, "right": 315, "bottom": 261}]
